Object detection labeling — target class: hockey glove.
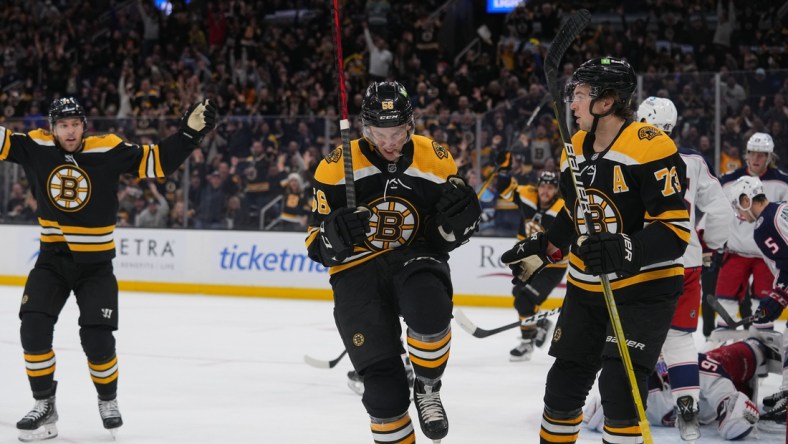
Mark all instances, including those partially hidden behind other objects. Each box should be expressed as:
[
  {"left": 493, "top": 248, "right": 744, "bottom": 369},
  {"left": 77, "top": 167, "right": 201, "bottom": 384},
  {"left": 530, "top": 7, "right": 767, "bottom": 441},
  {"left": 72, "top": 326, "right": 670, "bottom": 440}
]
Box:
[
  {"left": 320, "top": 207, "right": 371, "bottom": 260},
  {"left": 180, "top": 99, "right": 218, "bottom": 144},
  {"left": 501, "top": 232, "right": 552, "bottom": 284},
  {"left": 755, "top": 289, "right": 788, "bottom": 323},
  {"left": 575, "top": 232, "right": 642, "bottom": 276},
  {"left": 495, "top": 150, "right": 512, "bottom": 172},
  {"left": 432, "top": 175, "right": 482, "bottom": 245}
]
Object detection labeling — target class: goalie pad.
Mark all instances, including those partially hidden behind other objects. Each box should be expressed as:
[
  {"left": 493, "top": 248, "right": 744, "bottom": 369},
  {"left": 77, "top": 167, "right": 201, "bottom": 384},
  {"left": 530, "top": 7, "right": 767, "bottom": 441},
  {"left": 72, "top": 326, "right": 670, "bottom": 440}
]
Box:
[
  {"left": 582, "top": 395, "right": 604, "bottom": 432},
  {"left": 716, "top": 392, "right": 758, "bottom": 440}
]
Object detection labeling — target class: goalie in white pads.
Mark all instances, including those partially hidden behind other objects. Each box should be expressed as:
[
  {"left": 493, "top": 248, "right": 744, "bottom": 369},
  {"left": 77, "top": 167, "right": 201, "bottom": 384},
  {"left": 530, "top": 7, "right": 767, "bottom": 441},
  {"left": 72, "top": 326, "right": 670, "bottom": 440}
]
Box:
[
  {"left": 637, "top": 96, "right": 732, "bottom": 441},
  {"left": 584, "top": 333, "right": 779, "bottom": 440}
]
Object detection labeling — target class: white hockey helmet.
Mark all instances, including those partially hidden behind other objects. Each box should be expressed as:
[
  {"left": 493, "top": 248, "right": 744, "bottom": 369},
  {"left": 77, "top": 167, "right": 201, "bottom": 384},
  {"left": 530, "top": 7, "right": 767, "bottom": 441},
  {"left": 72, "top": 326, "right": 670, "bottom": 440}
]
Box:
[
  {"left": 636, "top": 97, "right": 678, "bottom": 134},
  {"left": 728, "top": 175, "right": 764, "bottom": 214},
  {"left": 746, "top": 132, "right": 774, "bottom": 153}
]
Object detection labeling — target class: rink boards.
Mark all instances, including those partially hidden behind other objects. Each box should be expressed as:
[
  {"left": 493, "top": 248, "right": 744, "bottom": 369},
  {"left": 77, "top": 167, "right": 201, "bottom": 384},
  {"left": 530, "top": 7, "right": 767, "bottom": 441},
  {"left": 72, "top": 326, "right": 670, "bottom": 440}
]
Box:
[{"left": 0, "top": 225, "right": 560, "bottom": 308}]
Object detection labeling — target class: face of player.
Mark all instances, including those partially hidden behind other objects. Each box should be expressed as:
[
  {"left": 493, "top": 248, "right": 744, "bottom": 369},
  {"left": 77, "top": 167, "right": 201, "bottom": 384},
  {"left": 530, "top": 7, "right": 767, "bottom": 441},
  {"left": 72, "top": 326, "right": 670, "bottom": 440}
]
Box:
[
  {"left": 568, "top": 84, "right": 610, "bottom": 132},
  {"left": 52, "top": 117, "right": 84, "bottom": 153},
  {"left": 538, "top": 183, "right": 558, "bottom": 207},
  {"left": 746, "top": 151, "right": 769, "bottom": 176},
  {"left": 367, "top": 123, "right": 410, "bottom": 162}
]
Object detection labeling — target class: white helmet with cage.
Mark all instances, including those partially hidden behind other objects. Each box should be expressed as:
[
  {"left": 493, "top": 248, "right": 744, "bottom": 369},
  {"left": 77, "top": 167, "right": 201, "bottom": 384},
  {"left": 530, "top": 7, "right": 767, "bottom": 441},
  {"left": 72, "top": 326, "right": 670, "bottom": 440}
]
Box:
[
  {"left": 746, "top": 132, "right": 774, "bottom": 153},
  {"left": 728, "top": 175, "right": 764, "bottom": 217},
  {"left": 636, "top": 97, "right": 678, "bottom": 134}
]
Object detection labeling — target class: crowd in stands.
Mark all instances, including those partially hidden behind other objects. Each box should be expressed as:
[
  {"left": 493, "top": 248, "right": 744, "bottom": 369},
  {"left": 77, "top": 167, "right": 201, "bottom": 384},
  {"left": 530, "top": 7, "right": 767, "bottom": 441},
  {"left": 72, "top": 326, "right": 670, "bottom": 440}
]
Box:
[{"left": 0, "top": 0, "right": 785, "bottom": 235}]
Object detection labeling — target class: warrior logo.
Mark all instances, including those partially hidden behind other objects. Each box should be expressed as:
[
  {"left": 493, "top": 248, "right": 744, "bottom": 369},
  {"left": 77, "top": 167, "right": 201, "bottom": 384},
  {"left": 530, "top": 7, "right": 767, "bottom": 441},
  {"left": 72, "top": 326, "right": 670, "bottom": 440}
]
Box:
[
  {"left": 573, "top": 188, "right": 622, "bottom": 235},
  {"left": 47, "top": 164, "right": 91, "bottom": 212},
  {"left": 365, "top": 195, "right": 419, "bottom": 251}
]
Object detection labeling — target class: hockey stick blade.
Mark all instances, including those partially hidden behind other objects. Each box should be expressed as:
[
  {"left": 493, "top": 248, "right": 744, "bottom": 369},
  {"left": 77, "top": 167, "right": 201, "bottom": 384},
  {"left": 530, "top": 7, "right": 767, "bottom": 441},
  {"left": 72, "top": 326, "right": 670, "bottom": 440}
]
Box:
[
  {"left": 704, "top": 294, "right": 754, "bottom": 328},
  {"left": 304, "top": 349, "right": 347, "bottom": 369},
  {"left": 453, "top": 308, "right": 561, "bottom": 339}
]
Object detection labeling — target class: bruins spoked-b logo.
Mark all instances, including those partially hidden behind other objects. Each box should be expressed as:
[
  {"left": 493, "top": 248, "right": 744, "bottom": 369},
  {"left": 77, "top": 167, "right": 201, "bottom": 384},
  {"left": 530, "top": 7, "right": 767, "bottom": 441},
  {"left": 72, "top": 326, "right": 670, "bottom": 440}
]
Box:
[
  {"left": 366, "top": 195, "right": 419, "bottom": 251},
  {"left": 325, "top": 146, "right": 342, "bottom": 163},
  {"left": 573, "top": 189, "right": 622, "bottom": 235},
  {"left": 47, "top": 164, "right": 91, "bottom": 212}
]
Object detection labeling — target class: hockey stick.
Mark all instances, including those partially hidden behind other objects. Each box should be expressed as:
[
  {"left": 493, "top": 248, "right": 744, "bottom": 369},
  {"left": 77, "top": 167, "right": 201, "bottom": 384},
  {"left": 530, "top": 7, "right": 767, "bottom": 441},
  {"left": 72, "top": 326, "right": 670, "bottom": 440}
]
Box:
[
  {"left": 704, "top": 294, "right": 755, "bottom": 328},
  {"left": 331, "top": 0, "right": 355, "bottom": 207},
  {"left": 525, "top": 93, "right": 552, "bottom": 127},
  {"left": 476, "top": 165, "right": 500, "bottom": 199},
  {"left": 453, "top": 307, "right": 561, "bottom": 338},
  {"left": 304, "top": 349, "right": 347, "bottom": 369},
  {"left": 544, "top": 9, "right": 653, "bottom": 443}
]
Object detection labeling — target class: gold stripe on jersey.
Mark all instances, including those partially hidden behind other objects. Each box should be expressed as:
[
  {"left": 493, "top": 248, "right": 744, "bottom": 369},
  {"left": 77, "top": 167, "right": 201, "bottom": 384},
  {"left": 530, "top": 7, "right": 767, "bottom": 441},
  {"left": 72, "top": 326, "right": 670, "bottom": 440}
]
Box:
[
  {"left": 313, "top": 140, "right": 377, "bottom": 186},
  {"left": 38, "top": 218, "right": 115, "bottom": 252},
  {"left": 654, "top": 220, "right": 691, "bottom": 244},
  {"left": 0, "top": 127, "right": 10, "bottom": 160},
  {"left": 28, "top": 129, "right": 56, "bottom": 146},
  {"left": 137, "top": 144, "right": 165, "bottom": 178},
  {"left": 328, "top": 250, "right": 388, "bottom": 275},
  {"left": 83, "top": 134, "right": 123, "bottom": 152},
  {"left": 405, "top": 136, "right": 457, "bottom": 183}
]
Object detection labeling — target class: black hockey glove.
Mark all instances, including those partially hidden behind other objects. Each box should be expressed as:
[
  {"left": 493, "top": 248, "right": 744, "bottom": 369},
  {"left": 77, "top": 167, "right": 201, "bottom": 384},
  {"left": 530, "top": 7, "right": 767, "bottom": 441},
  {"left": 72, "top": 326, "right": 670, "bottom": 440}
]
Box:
[
  {"left": 180, "top": 99, "right": 218, "bottom": 144},
  {"left": 755, "top": 289, "right": 788, "bottom": 323},
  {"left": 320, "top": 207, "right": 371, "bottom": 260},
  {"left": 495, "top": 150, "right": 512, "bottom": 172},
  {"left": 501, "top": 232, "right": 552, "bottom": 284},
  {"left": 433, "top": 175, "right": 482, "bottom": 245},
  {"left": 575, "top": 233, "right": 643, "bottom": 276}
]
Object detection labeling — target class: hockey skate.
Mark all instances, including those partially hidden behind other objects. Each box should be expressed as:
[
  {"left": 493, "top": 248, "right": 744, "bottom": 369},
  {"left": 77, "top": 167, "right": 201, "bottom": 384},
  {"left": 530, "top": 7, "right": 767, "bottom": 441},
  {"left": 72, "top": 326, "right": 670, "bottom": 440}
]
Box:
[
  {"left": 759, "top": 396, "right": 787, "bottom": 433},
  {"left": 534, "top": 318, "right": 553, "bottom": 348},
  {"left": 98, "top": 398, "right": 123, "bottom": 437},
  {"left": 17, "top": 382, "right": 58, "bottom": 442},
  {"left": 509, "top": 338, "right": 535, "bottom": 361},
  {"left": 675, "top": 395, "right": 701, "bottom": 442},
  {"left": 413, "top": 378, "right": 448, "bottom": 442},
  {"left": 763, "top": 390, "right": 788, "bottom": 408}
]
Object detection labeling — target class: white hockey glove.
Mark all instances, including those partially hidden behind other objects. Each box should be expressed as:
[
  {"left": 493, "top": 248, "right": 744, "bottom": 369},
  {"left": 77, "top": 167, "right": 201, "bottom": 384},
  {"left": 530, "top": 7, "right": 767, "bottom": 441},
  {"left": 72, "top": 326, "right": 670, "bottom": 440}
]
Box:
[
  {"left": 180, "top": 99, "right": 218, "bottom": 143},
  {"left": 501, "top": 232, "right": 553, "bottom": 284}
]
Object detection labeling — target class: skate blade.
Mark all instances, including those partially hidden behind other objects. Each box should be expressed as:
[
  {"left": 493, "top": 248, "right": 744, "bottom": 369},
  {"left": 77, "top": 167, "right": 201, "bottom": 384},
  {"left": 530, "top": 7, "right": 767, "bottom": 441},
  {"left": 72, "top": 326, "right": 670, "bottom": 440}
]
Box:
[
  {"left": 758, "top": 420, "right": 787, "bottom": 433},
  {"left": 508, "top": 354, "right": 532, "bottom": 362},
  {"left": 18, "top": 423, "right": 58, "bottom": 442}
]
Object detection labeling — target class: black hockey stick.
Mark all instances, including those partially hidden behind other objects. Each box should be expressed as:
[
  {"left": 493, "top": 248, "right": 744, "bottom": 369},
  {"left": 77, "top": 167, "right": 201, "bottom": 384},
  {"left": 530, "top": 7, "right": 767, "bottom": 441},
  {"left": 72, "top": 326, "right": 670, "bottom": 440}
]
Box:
[
  {"left": 453, "top": 307, "right": 561, "bottom": 338},
  {"left": 525, "top": 93, "right": 552, "bottom": 127},
  {"left": 331, "top": 0, "right": 355, "bottom": 207},
  {"left": 705, "top": 294, "right": 755, "bottom": 328},
  {"left": 304, "top": 349, "right": 347, "bottom": 369},
  {"left": 544, "top": 9, "right": 652, "bottom": 443}
]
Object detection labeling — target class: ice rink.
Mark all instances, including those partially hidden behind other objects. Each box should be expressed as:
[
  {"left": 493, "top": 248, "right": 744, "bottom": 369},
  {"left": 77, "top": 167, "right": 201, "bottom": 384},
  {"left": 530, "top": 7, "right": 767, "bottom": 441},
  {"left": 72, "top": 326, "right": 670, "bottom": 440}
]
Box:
[{"left": 0, "top": 285, "right": 785, "bottom": 443}]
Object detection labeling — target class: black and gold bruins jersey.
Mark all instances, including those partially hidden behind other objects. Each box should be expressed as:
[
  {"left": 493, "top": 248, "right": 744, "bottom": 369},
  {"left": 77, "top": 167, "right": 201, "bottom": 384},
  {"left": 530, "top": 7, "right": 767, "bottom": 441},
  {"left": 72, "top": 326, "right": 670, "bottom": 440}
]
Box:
[
  {"left": 0, "top": 127, "right": 197, "bottom": 263},
  {"left": 306, "top": 135, "right": 457, "bottom": 274},
  {"left": 499, "top": 183, "right": 565, "bottom": 240},
  {"left": 548, "top": 121, "right": 690, "bottom": 300}
]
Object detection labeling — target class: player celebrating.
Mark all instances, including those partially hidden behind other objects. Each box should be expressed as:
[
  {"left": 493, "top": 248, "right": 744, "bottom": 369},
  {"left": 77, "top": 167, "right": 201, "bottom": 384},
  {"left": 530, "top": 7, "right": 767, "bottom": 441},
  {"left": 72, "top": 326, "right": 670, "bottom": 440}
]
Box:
[
  {"left": 637, "top": 96, "right": 731, "bottom": 441},
  {"left": 496, "top": 166, "right": 567, "bottom": 361},
  {"left": 729, "top": 175, "right": 788, "bottom": 430},
  {"left": 6, "top": 97, "right": 216, "bottom": 441},
  {"left": 306, "top": 81, "right": 481, "bottom": 443},
  {"left": 501, "top": 57, "right": 690, "bottom": 443},
  {"left": 715, "top": 133, "right": 788, "bottom": 330}
]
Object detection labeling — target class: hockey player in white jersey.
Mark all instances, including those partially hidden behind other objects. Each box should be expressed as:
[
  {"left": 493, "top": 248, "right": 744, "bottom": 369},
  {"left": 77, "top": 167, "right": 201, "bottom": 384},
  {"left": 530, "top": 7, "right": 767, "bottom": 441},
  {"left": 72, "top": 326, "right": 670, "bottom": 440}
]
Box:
[
  {"left": 637, "top": 97, "right": 732, "bottom": 441},
  {"left": 583, "top": 334, "right": 779, "bottom": 440},
  {"left": 716, "top": 133, "right": 788, "bottom": 330},
  {"left": 729, "top": 175, "right": 788, "bottom": 430}
]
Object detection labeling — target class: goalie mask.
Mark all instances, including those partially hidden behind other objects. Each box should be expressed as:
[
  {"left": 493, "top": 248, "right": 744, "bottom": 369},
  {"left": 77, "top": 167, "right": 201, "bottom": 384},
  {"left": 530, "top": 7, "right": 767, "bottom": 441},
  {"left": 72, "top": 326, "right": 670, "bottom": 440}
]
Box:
[
  {"left": 361, "top": 81, "right": 415, "bottom": 158},
  {"left": 637, "top": 97, "right": 678, "bottom": 134},
  {"left": 565, "top": 57, "right": 636, "bottom": 133}
]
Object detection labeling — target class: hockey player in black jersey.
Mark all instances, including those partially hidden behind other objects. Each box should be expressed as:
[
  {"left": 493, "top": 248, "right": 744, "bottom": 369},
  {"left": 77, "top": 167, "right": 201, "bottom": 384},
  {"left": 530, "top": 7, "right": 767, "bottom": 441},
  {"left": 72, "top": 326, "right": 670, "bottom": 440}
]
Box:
[
  {"left": 5, "top": 97, "right": 216, "bottom": 441},
  {"left": 305, "top": 81, "right": 481, "bottom": 443},
  {"left": 496, "top": 164, "right": 567, "bottom": 361},
  {"left": 501, "top": 57, "right": 690, "bottom": 444}
]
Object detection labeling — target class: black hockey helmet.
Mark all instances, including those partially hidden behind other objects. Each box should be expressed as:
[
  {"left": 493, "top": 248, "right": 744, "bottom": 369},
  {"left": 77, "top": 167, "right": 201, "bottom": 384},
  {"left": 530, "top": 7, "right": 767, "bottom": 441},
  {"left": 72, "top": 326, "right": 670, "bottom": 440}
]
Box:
[
  {"left": 361, "top": 81, "right": 413, "bottom": 129},
  {"left": 48, "top": 97, "right": 87, "bottom": 129},
  {"left": 536, "top": 171, "right": 559, "bottom": 187},
  {"left": 564, "top": 57, "right": 636, "bottom": 115}
]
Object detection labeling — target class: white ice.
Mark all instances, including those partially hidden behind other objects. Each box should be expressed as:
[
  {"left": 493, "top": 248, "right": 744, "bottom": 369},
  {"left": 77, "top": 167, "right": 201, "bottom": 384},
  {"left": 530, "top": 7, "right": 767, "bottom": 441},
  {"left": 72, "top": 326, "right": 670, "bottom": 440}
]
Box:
[{"left": 0, "top": 285, "right": 785, "bottom": 443}]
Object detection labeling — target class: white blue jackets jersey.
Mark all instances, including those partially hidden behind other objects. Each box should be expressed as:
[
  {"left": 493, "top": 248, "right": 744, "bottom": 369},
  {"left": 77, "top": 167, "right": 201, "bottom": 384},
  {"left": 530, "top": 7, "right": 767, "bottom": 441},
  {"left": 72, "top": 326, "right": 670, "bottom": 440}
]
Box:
[
  {"left": 721, "top": 168, "right": 788, "bottom": 257},
  {"left": 679, "top": 147, "right": 731, "bottom": 267},
  {"left": 753, "top": 202, "right": 788, "bottom": 291},
  {"left": 0, "top": 127, "right": 198, "bottom": 263}
]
